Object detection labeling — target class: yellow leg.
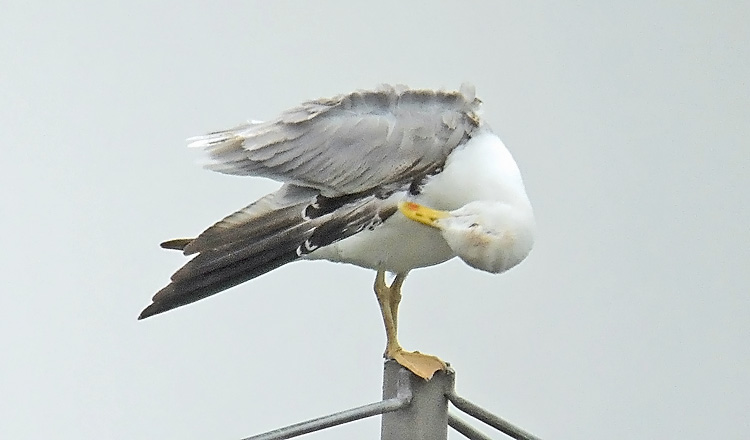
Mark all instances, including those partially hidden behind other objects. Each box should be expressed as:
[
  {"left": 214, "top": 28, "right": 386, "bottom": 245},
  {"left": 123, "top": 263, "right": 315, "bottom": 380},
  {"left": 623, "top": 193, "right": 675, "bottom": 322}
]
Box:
[
  {"left": 373, "top": 270, "right": 447, "bottom": 380},
  {"left": 374, "top": 270, "right": 402, "bottom": 356},
  {"left": 389, "top": 273, "right": 406, "bottom": 335}
]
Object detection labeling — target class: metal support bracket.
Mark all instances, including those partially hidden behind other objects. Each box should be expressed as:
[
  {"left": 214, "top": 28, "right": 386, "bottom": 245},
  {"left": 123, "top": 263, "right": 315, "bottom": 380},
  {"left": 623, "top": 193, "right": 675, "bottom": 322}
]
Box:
[
  {"left": 241, "top": 360, "right": 543, "bottom": 440},
  {"left": 242, "top": 365, "right": 412, "bottom": 440}
]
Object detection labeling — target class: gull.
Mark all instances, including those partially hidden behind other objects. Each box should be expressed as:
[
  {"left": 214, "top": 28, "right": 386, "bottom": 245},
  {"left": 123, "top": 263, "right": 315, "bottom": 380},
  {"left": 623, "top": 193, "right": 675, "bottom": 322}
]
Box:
[{"left": 139, "top": 84, "right": 536, "bottom": 380}]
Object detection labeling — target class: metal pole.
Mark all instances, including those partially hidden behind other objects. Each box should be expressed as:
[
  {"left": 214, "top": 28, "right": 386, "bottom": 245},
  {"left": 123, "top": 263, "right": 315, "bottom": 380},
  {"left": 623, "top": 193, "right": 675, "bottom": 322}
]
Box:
[
  {"left": 242, "top": 369, "right": 412, "bottom": 440},
  {"left": 447, "top": 413, "right": 494, "bottom": 440},
  {"left": 447, "top": 390, "right": 543, "bottom": 440},
  {"left": 381, "top": 360, "right": 454, "bottom": 440}
]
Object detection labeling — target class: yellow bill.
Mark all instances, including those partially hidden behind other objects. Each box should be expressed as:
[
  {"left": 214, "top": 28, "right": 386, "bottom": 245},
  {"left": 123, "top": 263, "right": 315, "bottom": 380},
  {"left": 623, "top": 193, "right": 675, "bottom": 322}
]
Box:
[{"left": 398, "top": 201, "right": 450, "bottom": 229}]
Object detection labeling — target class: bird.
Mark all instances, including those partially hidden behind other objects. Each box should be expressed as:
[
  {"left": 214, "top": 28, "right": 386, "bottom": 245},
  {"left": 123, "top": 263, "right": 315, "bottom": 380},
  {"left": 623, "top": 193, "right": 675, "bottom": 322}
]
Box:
[{"left": 139, "top": 84, "right": 536, "bottom": 380}]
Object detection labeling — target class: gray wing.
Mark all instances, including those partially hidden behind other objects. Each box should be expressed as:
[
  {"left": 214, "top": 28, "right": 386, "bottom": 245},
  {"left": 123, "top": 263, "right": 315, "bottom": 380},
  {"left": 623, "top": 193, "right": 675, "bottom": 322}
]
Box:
[{"left": 190, "top": 84, "right": 482, "bottom": 197}]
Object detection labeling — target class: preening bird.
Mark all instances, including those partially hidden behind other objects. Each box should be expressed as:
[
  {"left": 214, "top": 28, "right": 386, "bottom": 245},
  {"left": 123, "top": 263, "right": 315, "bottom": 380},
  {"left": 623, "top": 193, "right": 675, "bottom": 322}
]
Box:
[{"left": 140, "top": 84, "right": 536, "bottom": 380}]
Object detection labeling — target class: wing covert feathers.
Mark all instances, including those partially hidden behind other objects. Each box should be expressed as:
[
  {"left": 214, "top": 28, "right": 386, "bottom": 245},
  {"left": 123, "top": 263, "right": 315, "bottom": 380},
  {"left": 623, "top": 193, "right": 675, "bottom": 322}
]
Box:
[{"left": 188, "top": 84, "right": 482, "bottom": 197}]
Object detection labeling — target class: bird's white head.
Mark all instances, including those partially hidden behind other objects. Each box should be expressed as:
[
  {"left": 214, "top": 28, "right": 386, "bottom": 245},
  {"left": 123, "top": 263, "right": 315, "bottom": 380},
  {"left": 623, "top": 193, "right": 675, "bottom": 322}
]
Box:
[
  {"left": 438, "top": 201, "right": 536, "bottom": 273},
  {"left": 399, "top": 200, "right": 535, "bottom": 274}
]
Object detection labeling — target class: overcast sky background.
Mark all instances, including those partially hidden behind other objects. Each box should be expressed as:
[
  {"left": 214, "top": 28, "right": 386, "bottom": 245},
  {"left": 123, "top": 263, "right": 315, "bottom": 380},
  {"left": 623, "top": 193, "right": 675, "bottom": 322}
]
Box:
[{"left": 2, "top": 1, "right": 748, "bottom": 439}]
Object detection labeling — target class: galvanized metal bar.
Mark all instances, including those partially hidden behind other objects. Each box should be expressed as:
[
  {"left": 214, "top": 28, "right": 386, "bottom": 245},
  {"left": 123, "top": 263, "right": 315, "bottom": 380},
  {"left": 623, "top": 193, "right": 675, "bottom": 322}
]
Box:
[
  {"left": 448, "top": 412, "right": 494, "bottom": 440},
  {"left": 447, "top": 391, "right": 543, "bottom": 440},
  {"left": 242, "top": 368, "right": 412, "bottom": 440},
  {"left": 381, "top": 360, "right": 454, "bottom": 440}
]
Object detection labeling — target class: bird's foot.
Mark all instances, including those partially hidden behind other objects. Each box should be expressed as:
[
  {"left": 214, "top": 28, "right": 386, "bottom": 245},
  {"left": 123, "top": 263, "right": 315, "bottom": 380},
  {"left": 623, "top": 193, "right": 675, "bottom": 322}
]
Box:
[{"left": 388, "top": 348, "right": 448, "bottom": 380}]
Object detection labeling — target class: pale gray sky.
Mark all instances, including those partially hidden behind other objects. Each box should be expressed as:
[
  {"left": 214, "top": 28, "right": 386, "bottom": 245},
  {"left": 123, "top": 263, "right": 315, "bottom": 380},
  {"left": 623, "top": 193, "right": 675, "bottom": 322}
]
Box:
[{"left": 2, "top": 1, "right": 748, "bottom": 439}]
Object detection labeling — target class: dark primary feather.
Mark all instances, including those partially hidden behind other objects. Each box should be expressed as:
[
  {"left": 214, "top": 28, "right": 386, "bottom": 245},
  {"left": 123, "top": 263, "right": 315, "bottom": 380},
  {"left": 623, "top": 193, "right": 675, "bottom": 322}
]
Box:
[
  {"left": 160, "top": 238, "right": 192, "bottom": 251},
  {"left": 139, "top": 194, "right": 394, "bottom": 319},
  {"left": 181, "top": 184, "right": 319, "bottom": 255}
]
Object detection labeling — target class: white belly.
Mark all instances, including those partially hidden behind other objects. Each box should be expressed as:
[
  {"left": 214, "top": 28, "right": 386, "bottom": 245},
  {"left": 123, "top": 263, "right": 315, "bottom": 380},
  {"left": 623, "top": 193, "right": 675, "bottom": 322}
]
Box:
[{"left": 307, "top": 191, "right": 456, "bottom": 272}]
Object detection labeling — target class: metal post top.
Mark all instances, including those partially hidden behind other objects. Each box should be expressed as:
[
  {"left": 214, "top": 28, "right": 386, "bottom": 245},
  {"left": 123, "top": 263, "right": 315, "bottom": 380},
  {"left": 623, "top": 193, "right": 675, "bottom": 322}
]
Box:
[
  {"left": 242, "top": 360, "right": 542, "bottom": 440},
  {"left": 381, "top": 360, "right": 454, "bottom": 440}
]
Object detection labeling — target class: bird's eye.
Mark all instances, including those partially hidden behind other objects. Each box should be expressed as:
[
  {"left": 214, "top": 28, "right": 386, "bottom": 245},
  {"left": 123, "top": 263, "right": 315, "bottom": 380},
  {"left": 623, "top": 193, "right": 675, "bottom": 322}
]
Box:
[{"left": 469, "top": 223, "right": 479, "bottom": 228}]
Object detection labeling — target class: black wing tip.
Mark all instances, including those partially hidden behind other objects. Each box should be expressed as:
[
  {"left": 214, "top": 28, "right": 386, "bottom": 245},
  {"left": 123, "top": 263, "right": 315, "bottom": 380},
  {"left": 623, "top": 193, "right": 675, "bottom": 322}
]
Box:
[
  {"left": 138, "top": 283, "right": 181, "bottom": 320},
  {"left": 160, "top": 238, "right": 194, "bottom": 251},
  {"left": 138, "top": 302, "right": 167, "bottom": 320}
]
